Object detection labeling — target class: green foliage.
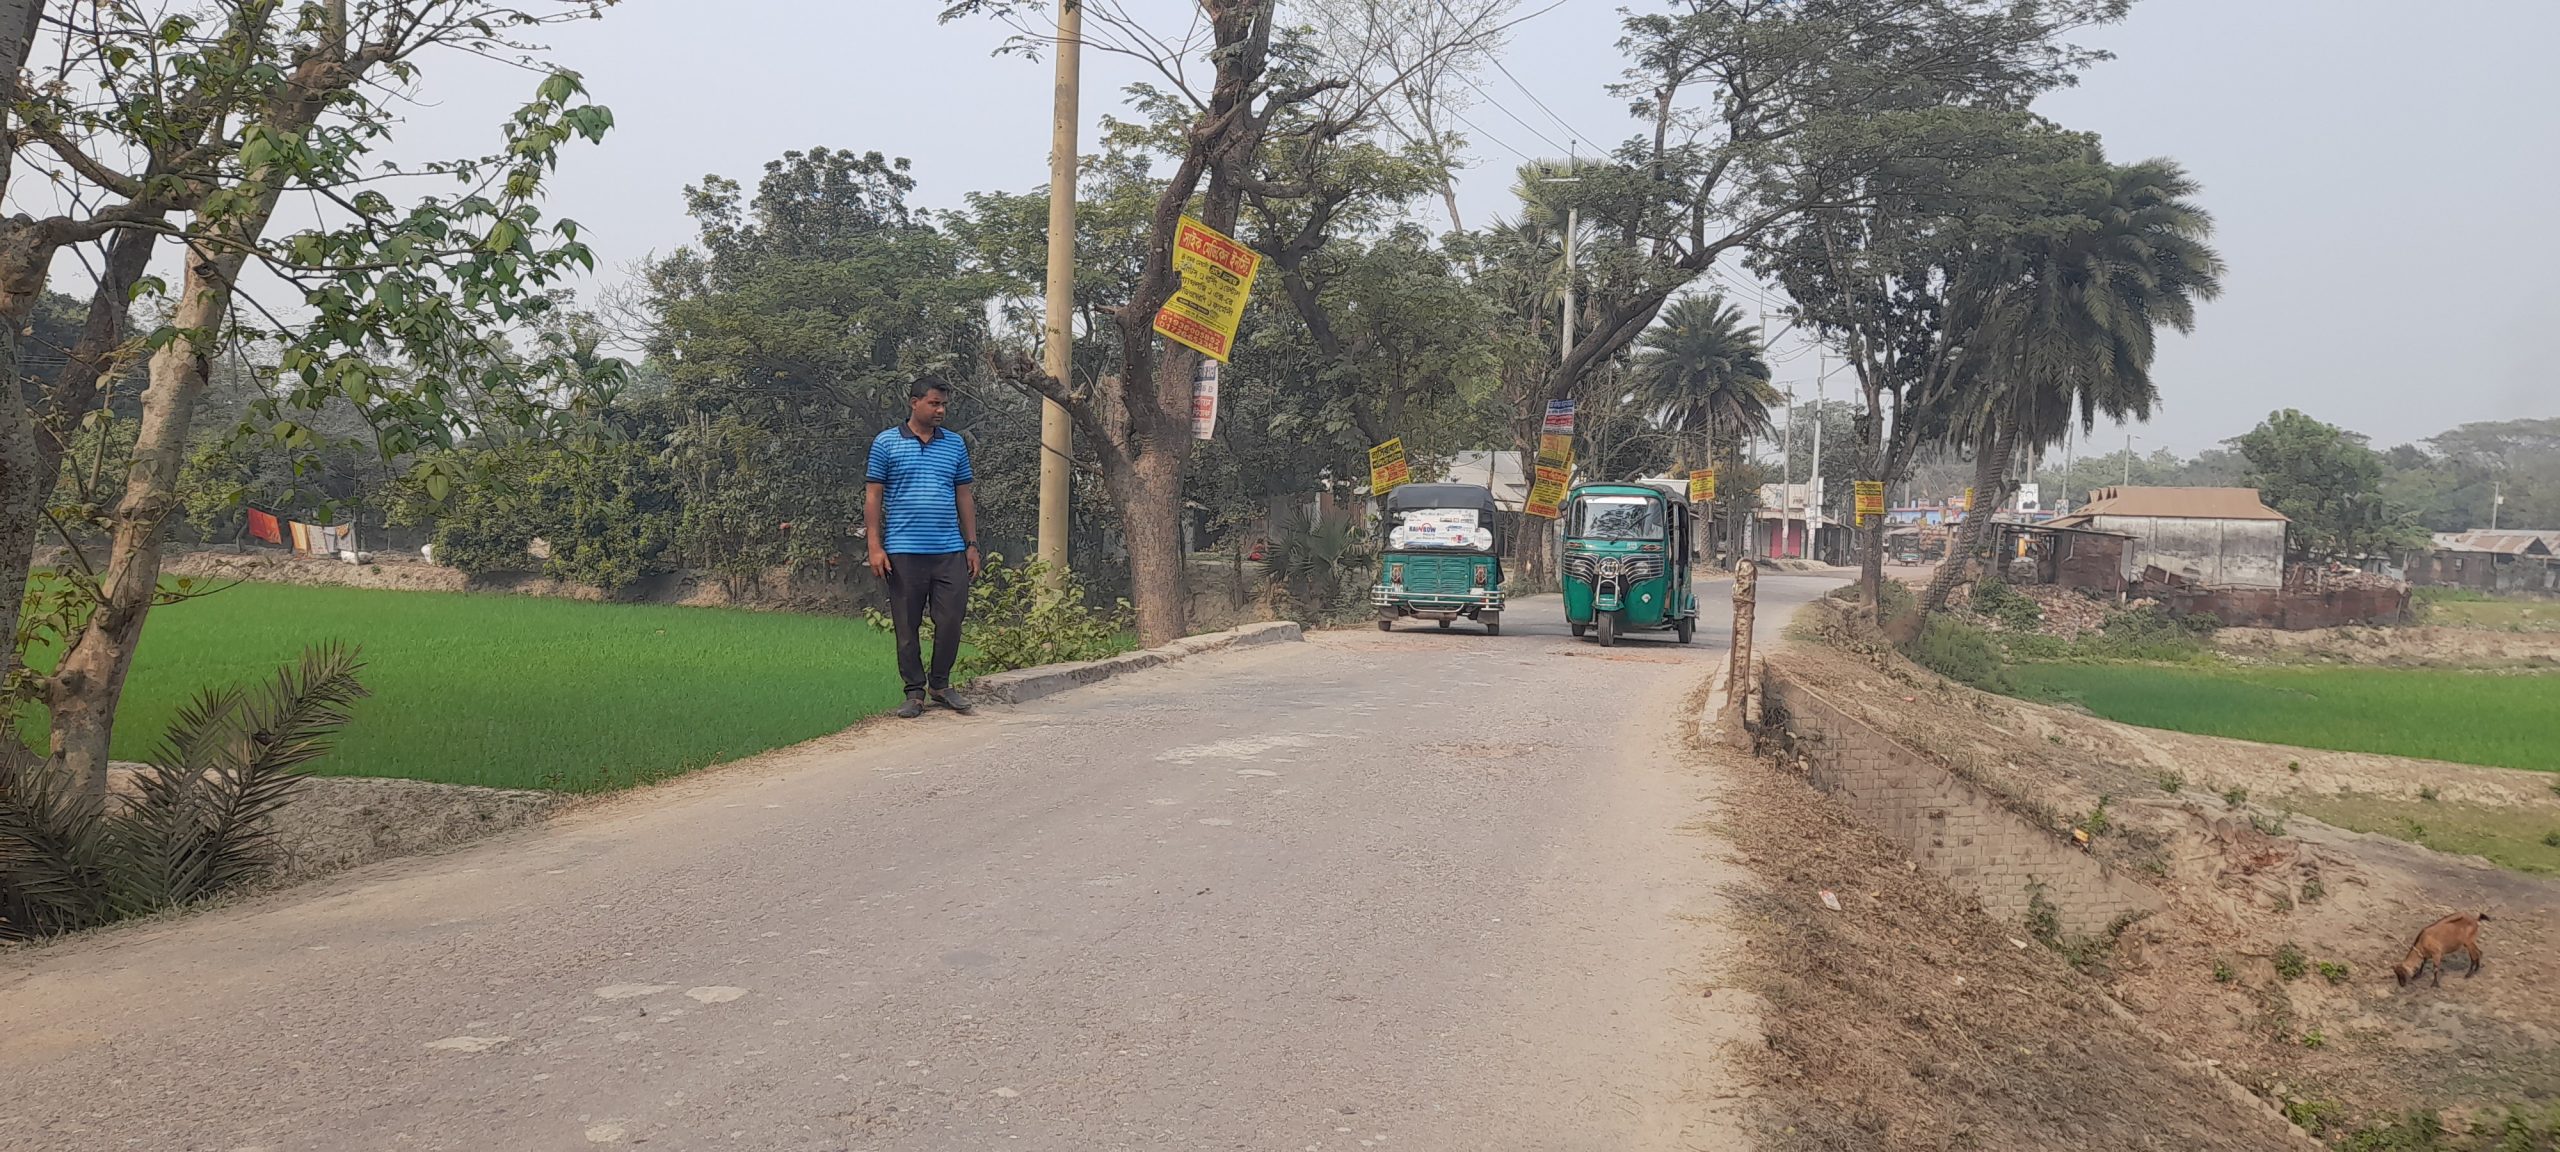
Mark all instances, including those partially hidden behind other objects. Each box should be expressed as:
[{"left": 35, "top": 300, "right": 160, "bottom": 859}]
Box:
[
  {"left": 2251, "top": 811, "right": 2289, "bottom": 837},
  {"left": 2302, "top": 877, "right": 2326, "bottom": 903},
  {"left": 1903, "top": 615, "right": 2009, "bottom": 691},
  {"left": 2339, "top": 1111, "right": 2446, "bottom": 1151},
  {"left": 1973, "top": 581, "right": 2045, "bottom": 632},
  {"left": 2317, "top": 960, "right": 2351, "bottom": 985},
  {"left": 2283, "top": 1095, "right": 2339, "bottom": 1131},
  {"left": 1, "top": 645, "right": 367, "bottom": 939},
  {"left": 2419, "top": 785, "right": 2440, "bottom": 802},
  {"left": 2300, "top": 1028, "right": 2326, "bottom": 1049},
  {"left": 2081, "top": 794, "right": 2113, "bottom": 836},
  {"left": 643, "top": 148, "right": 1005, "bottom": 577},
  {"left": 2212, "top": 957, "right": 2236, "bottom": 983},
  {"left": 398, "top": 438, "right": 678, "bottom": 594},
  {"left": 952, "top": 556, "right": 1133, "bottom": 682},
  {"left": 2224, "top": 785, "right": 2250, "bottom": 808},
  {"left": 2274, "top": 941, "right": 2308, "bottom": 981},
  {"left": 2079, "top": 605, "right": 2216, "bottom": 661},
  {"left": 2024, "top": 880, "right": 2061, "bottom": 948},
  {"left": 2156, "top": 770, "right": 2184, "bottom": 793},
  {"left": 2236, "top": 409, "right": 2422, "bottom": 561},
  {"left": 1264, "top": 510, "right": 1377, "bottom": 624}
]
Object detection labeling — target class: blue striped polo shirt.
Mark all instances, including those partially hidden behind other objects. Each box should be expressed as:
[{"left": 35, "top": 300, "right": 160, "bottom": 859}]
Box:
[{"left": 867, "top": 423, "right": 976, "bottom": 554}]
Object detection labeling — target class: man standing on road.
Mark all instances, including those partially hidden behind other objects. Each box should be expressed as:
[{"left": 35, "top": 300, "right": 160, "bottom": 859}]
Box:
[{"left": 867, "top": 376, "right": 982, "bottom": 718}]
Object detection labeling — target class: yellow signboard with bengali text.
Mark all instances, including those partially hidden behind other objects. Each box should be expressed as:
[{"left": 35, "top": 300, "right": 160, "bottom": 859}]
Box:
[
  {"left": 1526, "top": 463, "right": 1570, "bottom": 519},
  {"left": 1689, "top": 468, "right": 1717, "bottom": 502},
  {"left": 1368, "top": 437, "right": 1410, "bottom": 495},
  {"left": 1152, "top": 216, "right": 1262, "bottom": 362},
  {"left": 1853, "top": 480, "right": 1886, "bottom": 525}
]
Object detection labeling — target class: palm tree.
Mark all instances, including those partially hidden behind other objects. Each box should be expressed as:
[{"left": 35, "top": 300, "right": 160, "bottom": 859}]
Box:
[
  {"left": 1634, "top": 293, "right": 1777, "bottom": 560},
  {"left": 1921, "top": 157, "right": 2225, "bottom": 612}
]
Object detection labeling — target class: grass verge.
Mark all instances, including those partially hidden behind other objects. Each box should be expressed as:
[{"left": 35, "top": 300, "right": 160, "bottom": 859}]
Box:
[
  {"left": 2290, "top": 794, "right": 2560, "bottom": 876},
  {"left": 23, "top": 581, "right": 907, "bottom": 791}
]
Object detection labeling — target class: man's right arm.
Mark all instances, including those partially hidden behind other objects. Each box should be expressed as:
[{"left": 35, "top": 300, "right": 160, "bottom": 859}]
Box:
[{"left": 865, "top": 481, "right": 891, "bottom": 578}]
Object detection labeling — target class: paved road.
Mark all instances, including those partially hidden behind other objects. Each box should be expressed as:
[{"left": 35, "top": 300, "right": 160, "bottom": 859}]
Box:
[{"left": 0, "top": 574, "right": 1842, "bottom": 1152}]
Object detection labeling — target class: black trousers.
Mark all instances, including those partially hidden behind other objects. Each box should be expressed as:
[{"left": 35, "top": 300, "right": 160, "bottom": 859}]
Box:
[{"left": 886, "top": 551, "right": 969, "bottom": 695}]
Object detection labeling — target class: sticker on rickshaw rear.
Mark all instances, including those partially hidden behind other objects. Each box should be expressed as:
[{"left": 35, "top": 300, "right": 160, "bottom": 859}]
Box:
[{"left": 1393, "top": 508, "right": 1484, "bottom": 549}]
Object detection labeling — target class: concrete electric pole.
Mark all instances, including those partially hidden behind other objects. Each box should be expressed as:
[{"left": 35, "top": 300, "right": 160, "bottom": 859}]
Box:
[{"left": 1036, "top": 0, "right": 1081, "bottom": 578}]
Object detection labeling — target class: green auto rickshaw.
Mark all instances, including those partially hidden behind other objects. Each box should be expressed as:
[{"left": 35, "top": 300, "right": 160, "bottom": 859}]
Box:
[
  {"left": 1372, "top": 482, "right": 1506, "bottom": 635},
  {"left": 1562, "top": 481, "right": 1698, "bottom": 646}
]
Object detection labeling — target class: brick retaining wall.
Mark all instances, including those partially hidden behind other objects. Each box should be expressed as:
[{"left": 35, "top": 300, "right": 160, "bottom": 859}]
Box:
[{"left": 1761, "top": 670, "right": 2161, "bottom": 936}]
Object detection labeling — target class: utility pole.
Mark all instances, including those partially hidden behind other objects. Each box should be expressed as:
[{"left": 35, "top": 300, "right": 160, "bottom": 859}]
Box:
[
  {"left": 1036, "top": 0, "right": 1081, "bottom": 579},
  {"left": 2492, "top": 477, "right": 2504, "bottom": 530},
  {"left": 1780, "top": 387, "right": 1795, "bottom": 557},
  {"left": 1556, "top": 148, "right": 1579, "bottom": 367},
  {"left": 2122, "top": 432, "right": 2138, "bottom": 486},
  {"left": 1810, "top": 371, "right": 1824, "bottom": 559}
]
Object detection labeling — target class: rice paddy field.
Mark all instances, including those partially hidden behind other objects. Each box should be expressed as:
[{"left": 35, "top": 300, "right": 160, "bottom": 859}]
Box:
[
  {"left": 20, "top": 581, "right": 908, "bottom": 791},
  {"left": 2005, "top": 663, "right": 2560, "bottom": 774}
]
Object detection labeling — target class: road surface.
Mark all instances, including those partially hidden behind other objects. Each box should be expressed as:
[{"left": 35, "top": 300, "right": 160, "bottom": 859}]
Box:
[{"left": 0, "top": 574, "right": 1842, "bottom": 1152}]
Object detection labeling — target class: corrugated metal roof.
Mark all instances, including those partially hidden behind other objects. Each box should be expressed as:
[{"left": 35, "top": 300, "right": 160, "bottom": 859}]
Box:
[
  {"left": 2431, "top": 530, "right": 2554, "bottom": 557},
  {"left": 2047, "top": 486, "right": 2287, "bottom": 525}
]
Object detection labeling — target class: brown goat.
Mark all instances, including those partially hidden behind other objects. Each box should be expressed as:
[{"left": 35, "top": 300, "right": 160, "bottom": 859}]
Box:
[{"left": 2394, "top": 912, "right": 2490, "bottom": 988}]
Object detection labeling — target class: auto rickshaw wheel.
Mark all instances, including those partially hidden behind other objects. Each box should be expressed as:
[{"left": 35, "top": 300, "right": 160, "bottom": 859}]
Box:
[
  {"left": 1377, "top": 618, "right": 1394, "bottom": 632},
  {"left": 1571, "top": 622, "right": 1588, "bottom": 638},
  {"left": 1596, "top": 613, "right": 1618, "bottom": 647},
  {"left": 1675, "top": 614, "right": 1695, "bottom": 645},
  {"left": 1437, "top": 618, "right": 1452, "bottom": 630},
  {"left": 1482, "top": 611, "right": 1501, "bottom": 637}
]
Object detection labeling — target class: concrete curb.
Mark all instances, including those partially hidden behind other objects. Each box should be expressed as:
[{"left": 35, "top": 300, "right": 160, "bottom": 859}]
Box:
[{"left": 969, "top": 620, "right": 1304, "bottom": 706}]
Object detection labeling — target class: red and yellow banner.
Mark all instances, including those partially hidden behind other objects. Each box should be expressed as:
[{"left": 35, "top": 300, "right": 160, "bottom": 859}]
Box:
[{"left": 1153, "top": 216, "right": 1262, "bottom": 362}]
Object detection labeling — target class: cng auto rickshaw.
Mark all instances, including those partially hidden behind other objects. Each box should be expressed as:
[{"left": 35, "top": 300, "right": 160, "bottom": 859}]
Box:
[
  {"left": 1562, "top": 481, "right": 1698, "bottom": 646},
  {"left": 1372, "top": 482, "right": 1506, "bottom": 635}
]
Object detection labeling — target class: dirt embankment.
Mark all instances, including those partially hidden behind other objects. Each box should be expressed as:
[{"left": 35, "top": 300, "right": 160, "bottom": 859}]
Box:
[
  {"left": 2216, "top": 624, "right": 2560, "bottom": 669},
  {"left": 156, "top": 547, "right": 880, "bottom": 613},
  {"left": 106, "top": 765, "right": 562, "bottom": 883},
  {"left": 1770, "top": 602, "right": 2560, "bottom": 1143},
  {"left": 1706, "top": 734, "right": 2309, "bottom": 1151}
]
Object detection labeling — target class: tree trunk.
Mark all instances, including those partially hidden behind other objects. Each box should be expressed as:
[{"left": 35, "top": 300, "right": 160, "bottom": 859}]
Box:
[
  {"left": 0, "top": 323, "right": 43, "bottom": 717},
  {"left": 1111, "top": 443, "right": 1188, "bottom": 648},
  {"left": 1920, "top": 421, "right": 2020, "bottom": 615},
  {"left": 47, "top": 241, "right": 241, "bottom": 803}
]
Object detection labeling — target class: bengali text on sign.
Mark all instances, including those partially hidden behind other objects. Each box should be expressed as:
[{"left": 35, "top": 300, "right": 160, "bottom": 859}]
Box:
[
  {"left": 1152, "top": 216, "right": 1263, "bottom": 362},
  {"left": 1526, "top": 463, "right": 1570, "bottom": 519},
  {"left": 1368, "top": 437, "right": 1410, "bottom": 494},
  {"left": 1853, "top": 480, "right": 1886, "bottom": 525},
  {"left": 1689, "top": 468, "right": 1717, "bottom": 502}
]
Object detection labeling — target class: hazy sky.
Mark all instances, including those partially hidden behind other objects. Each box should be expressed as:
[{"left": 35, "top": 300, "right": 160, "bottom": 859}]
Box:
[{"left": 368, "top": 0, "right": 2558, "bottom": 455}]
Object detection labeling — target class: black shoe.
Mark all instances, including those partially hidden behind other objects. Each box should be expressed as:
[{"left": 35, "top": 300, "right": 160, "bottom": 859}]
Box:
[
  {"left": 896, "top": 695, "right": 926, "bottom": 719},
  {"left": 931, "top": 689, "right": 974, "bottom": 715}
]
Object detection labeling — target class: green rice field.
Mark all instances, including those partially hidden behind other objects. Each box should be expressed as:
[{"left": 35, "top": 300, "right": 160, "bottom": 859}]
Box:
[
  {"left": 20, "top": 582, "right": 907, "bottom": 791},
  {"left": 2005, "top": 663, "right": 2560, "bottom": 773}
]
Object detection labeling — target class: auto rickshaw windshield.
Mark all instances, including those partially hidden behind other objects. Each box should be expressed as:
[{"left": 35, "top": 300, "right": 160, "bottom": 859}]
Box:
[{"left": 1570, "top": 495, "right": 1665, "bottom": 540}]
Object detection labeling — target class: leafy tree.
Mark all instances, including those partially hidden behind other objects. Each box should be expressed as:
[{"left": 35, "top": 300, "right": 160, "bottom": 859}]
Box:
[
  {"left": 4, "top": 2, "right": 619, "bottom": 812},
  {"left": 955, "top": 0, "right": 1507, "bottom": 646},
  {"left": 1764, "top": 112, "right": 2091, "bottom": 611},
  {"left": 1535, "top": 0, "right": 2122, "bottom": 420},
  {"left": 1632, "top": 293, "right": 1775, "bottom": 556},
  {"left": 2235, "top": 409, "right": 2420, "bottom": 561},
  {"left": 1921, "top": 154, "right": 2225, "bottom": 613},
  {"left": 641, "top": 148, "right": 1002, "bottom": 581}
]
